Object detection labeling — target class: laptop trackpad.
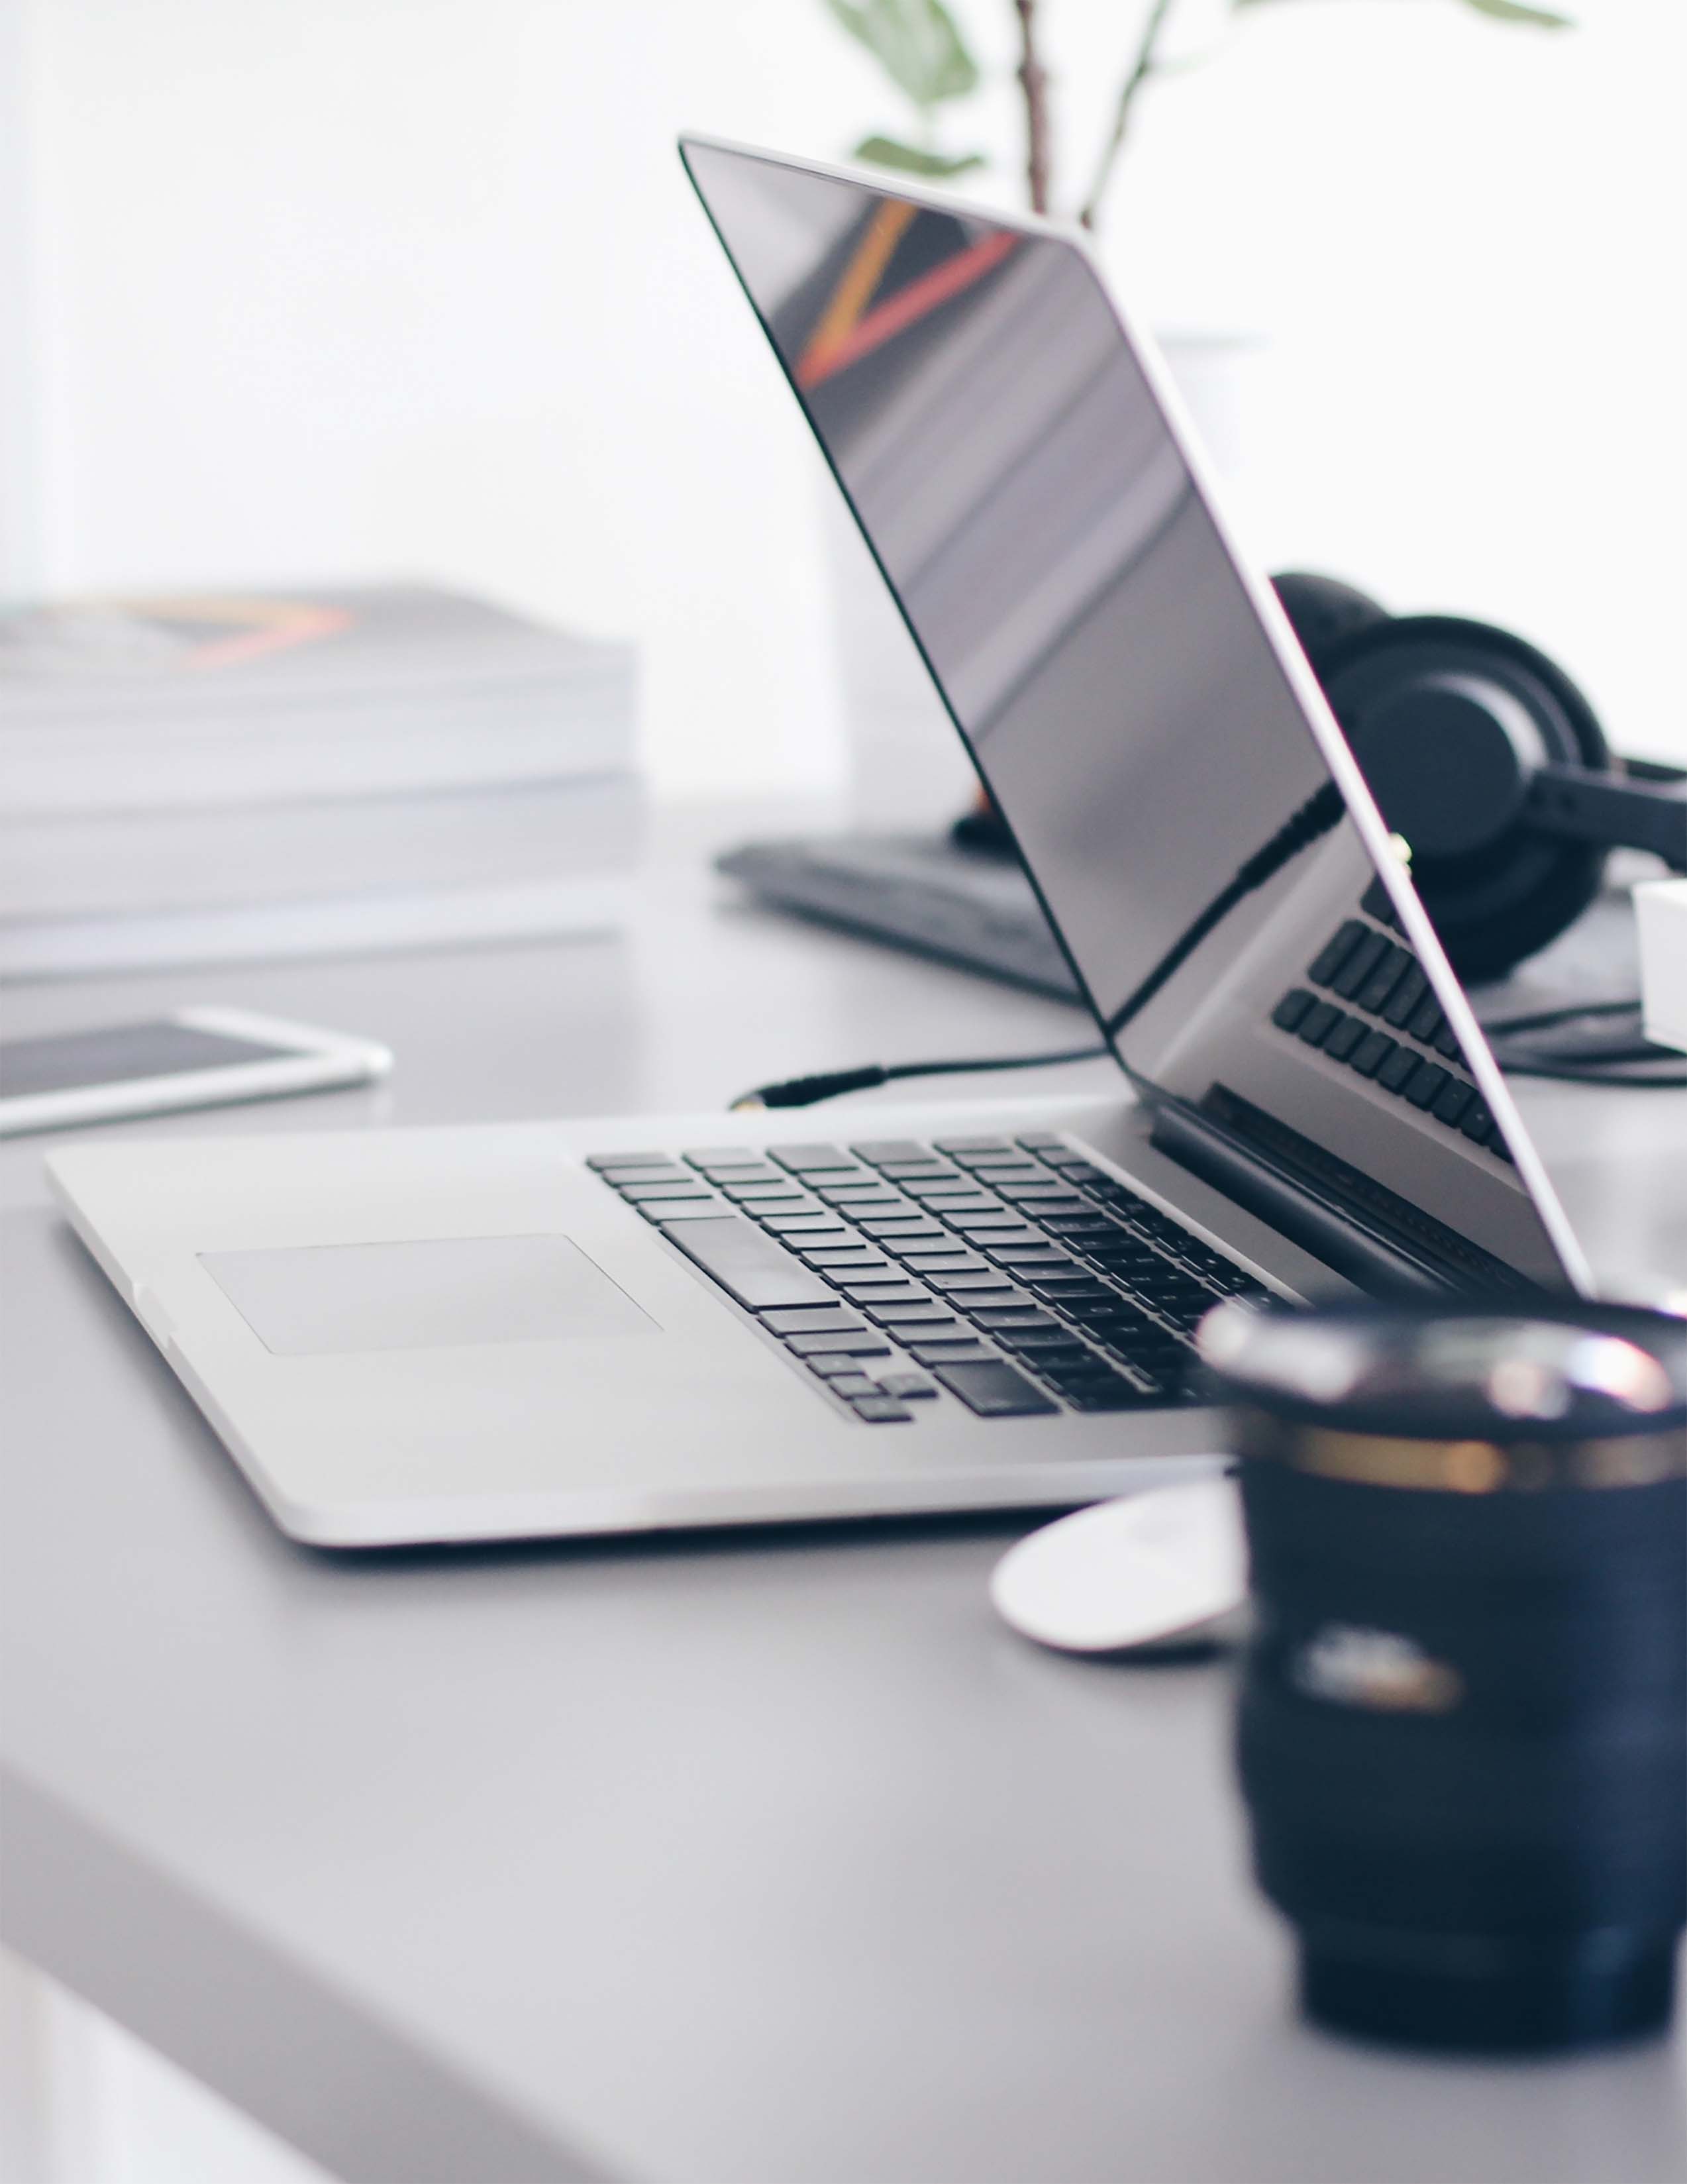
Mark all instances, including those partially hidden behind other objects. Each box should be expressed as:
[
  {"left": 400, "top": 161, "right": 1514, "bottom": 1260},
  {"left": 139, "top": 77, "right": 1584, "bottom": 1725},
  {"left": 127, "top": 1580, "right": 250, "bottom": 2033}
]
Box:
[{"left": 200, "top": 1235, "right": 659, "bottom": 1356}]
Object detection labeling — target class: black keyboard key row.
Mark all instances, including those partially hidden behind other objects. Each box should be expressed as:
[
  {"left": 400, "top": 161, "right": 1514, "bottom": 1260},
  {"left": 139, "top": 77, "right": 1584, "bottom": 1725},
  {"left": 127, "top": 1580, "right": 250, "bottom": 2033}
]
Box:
[{"left": 1273, "top": 907, "right": 1513, "bottom": 1163}]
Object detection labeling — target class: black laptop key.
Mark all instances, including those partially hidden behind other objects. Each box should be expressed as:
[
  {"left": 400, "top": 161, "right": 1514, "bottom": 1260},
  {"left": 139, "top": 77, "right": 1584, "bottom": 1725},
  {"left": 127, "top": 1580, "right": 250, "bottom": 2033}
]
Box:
[
  {"left": 1355, "top": 943, "right": 1411, "bottom": 1016},
  {"left": 971, "top": 1308, "right": 1062, "bottom": 1333},
  {"left": 1460, "top": 1098, "right": 1495, "bottom": 1143},
  {"left": 760, "top": 1308, "right": 867, "bottom": 1337},
  {"left": 1360, "top": 877, "right": 1402, "bottom": 927},
  {"left": 833, "top": 1275, "right": 929, "bottom": 1302},
  {"left": 1324, "top": 1011, "right": 1373, "bottom": 1061},
  {"left": 786, "top": 1331, "right": 891, "bottom": 1358},
  {"left": 1377, "top": 1045, "right": 1421, "bottom": 1093},
  {"left": 908, "top": 1341, "right": 999, "bottom": 1367},
  {"left": 859, "top": 1300, "right": 945, "bottom": 1327},
  {"left": 1431, "top": 1078, "right": 1476, "bottom": 1127},
  {"left": 1297, "top": 1000, "right": 1343, "bottom": 1049},
  {"left": 1272, "top": 988, "right": 1315, "bottom": 1033},
  {"left": 1350, "top": 1029, "right": 1396, "bottom": 1078},
  {"left": 1058, "top": 1375, "right": 1154, "bottom": 1412},
  {"left": 933, "top": 1360, "right": 1060, "bottom": 1418},
  {"left": 1307, "top": 923, "right": 1366, "bottom": 988},
  {"left": 1121, "top": 1203, "right": 1183, "bottom": 1241},
  {"left": 1003, "top": 1332, "right": 1093, "bottom": 1361},
  {"left": 1404, "top": 1060, "right": 1451, "bottom": 1110},
  {"left": 806, "top": 1353, "right": 872, "bottom": 1377},
  {"left": 1380, "top": 965, "right": 1428, "bottom": 1029},
  {"left": 878, "top": 1305, "right": 964, "bottom": 1330},
  {"left": 661, "top": 1217, "right": 838, "bottom": 1311},
  {"left": 1329, "top": 930, "right": 1391, "bottom": 1000},
  {"left": 852, "top": 1396, "right": 913, "bottom": 1422},
  {"left": 769, "top": 1145, "right": 855, "bottom": 1174}
]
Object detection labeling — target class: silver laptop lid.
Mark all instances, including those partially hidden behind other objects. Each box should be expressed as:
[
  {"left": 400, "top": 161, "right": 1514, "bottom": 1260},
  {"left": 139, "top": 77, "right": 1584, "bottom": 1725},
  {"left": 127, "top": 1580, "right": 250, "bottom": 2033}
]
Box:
[{"left": 682, "top": 136, "right": 1588, "bottom": 1298}]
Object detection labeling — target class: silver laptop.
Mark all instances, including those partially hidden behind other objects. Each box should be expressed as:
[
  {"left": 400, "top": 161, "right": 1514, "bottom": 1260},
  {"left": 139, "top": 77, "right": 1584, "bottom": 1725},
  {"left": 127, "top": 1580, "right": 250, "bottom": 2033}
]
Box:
[{"left": 44, "top": 138, "right": 1590, "bottom": 1547}]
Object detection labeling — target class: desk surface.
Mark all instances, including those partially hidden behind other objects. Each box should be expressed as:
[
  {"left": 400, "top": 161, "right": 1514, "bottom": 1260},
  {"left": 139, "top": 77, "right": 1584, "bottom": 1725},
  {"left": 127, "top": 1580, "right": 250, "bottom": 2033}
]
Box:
[{"left": 4, "top": 805, "right": 1686, "bottom": 2184}]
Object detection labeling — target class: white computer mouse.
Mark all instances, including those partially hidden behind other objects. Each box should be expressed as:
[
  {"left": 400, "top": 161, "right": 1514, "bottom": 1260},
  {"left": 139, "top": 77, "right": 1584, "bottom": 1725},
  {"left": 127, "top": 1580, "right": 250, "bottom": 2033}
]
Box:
[{"left": 990, "top": 1475, "right": 1250, "bottom": 1655}]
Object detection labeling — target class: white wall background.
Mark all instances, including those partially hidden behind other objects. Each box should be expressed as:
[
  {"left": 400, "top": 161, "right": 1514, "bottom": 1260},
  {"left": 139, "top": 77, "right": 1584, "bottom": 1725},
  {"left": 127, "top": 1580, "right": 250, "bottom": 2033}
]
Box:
[{"left": 6, "top": 0, "right": 1685, "bottom": 796}]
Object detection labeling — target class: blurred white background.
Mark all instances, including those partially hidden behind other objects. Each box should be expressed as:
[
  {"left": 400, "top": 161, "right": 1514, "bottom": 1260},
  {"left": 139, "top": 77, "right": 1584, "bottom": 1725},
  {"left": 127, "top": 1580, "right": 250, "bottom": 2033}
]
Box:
[
  {"left": 1, "top": 4, "right": 1683, "bottom": 2177},
  {"left": 4, "top": 0, "right": 1684, "bottom": 800}
]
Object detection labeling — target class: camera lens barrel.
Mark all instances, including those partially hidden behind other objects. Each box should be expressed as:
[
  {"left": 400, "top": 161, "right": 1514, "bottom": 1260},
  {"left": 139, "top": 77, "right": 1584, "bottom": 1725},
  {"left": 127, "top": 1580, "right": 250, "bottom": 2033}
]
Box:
[{"left": 1200, "top": 1299, "right": 1687, "bottom": 2052}]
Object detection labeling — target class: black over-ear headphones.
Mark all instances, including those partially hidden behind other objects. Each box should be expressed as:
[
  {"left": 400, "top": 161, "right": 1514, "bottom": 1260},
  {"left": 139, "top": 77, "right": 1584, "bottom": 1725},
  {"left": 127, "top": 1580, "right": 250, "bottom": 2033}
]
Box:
[{"left": 1272, "top": 573, "right": 1687, "bottom": 983}]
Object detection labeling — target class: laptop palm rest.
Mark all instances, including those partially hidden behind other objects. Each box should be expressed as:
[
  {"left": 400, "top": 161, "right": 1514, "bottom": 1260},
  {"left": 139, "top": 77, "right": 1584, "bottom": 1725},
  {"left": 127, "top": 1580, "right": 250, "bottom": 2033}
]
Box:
[{"left": 200, "top": 1235, "right": 660, "bottom": 1357}]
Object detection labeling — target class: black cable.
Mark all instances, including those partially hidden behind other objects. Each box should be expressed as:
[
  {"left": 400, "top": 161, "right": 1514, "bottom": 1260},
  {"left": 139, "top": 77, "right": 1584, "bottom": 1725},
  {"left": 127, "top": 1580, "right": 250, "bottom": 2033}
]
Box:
[
  {"left": 1503, "top": 1064, "right": 1687, "bottom": 1084},
  {"left": 730, "top": 1040, "right": 1107, "bottom": 1112},
  {"left": 731, "top": 781, "right": 1344, "bottom": 1113},
  {"left": 1101, "top": 783, "right": 1343, "bottom": 1038},
  {"left": 1478, "top": 998, "right": 1641, "bottom": 1037},
  {"left": 1478, "top": 998, "right": 1687, "bottom": 1087}
]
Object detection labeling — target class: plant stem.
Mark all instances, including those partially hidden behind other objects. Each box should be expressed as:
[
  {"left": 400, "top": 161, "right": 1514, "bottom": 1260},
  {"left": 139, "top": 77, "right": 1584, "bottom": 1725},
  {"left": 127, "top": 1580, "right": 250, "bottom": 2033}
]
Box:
[
  {"left": 1078, "top": 0, "right": 1179, "bottom": 229},
  {"left": 1012, "top": 0, "right": 1052, "bottom": 215}
]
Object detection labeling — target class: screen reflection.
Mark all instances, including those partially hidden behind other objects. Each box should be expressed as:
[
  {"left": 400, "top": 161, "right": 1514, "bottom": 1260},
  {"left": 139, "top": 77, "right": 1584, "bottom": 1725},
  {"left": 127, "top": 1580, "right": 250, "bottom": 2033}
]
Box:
[{"left": 684, "top": 142, "right": 1569, "bottom": 1292}]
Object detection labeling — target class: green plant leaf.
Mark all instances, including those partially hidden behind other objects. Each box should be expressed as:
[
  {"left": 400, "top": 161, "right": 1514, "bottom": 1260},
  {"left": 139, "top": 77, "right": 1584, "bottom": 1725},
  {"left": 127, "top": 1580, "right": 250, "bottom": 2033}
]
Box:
[
  {"left": 852, "top": 134, "right": 987, "bottom": 177},
  {"left": 1455, "top": 0, "right": 1574, "bottom": 25},
  {"left": 823, "top": 0, "right": 980, "bottom": 111}
]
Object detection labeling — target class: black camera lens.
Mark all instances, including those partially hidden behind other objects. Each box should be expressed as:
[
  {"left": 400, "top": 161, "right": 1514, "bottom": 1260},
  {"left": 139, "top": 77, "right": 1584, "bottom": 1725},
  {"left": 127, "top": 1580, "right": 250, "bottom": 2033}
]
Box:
[{"left": 1199, "top": 1298, "right": 1687, "bottom": 2053}]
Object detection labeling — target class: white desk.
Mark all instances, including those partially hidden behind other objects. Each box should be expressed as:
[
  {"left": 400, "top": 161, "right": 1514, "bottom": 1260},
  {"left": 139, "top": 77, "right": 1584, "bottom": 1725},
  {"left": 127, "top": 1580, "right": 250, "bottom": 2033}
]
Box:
[{"left": 3, "top": 805, "right": 1685, "bottom": 2184}]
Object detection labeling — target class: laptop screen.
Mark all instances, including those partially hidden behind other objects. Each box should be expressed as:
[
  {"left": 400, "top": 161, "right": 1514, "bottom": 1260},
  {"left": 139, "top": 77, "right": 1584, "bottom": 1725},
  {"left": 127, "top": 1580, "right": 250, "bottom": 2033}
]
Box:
[{"left": 683, "top": 140, "right": 1576, "bottom": 1294}]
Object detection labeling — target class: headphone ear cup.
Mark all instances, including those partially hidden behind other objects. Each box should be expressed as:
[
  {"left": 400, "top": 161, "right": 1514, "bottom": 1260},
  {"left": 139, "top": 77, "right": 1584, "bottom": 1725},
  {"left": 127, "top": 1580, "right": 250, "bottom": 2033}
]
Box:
[
  {"left": 1270, "top": 572, "right": 1392, "bottom": 677},
  {"left": 1318, "top": 613, "right": 1611, "bottom": 984}
]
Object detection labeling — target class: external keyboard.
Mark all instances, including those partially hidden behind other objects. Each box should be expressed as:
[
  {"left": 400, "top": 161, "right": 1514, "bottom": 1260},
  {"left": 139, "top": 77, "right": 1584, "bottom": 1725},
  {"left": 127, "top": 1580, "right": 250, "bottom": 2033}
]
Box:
[
  {"left": 587, "top": 1133, "right": 1270, "bottom": 1425},
  {"left": 1271, "top": 881, "right": 1512, "bottom": 1161}
]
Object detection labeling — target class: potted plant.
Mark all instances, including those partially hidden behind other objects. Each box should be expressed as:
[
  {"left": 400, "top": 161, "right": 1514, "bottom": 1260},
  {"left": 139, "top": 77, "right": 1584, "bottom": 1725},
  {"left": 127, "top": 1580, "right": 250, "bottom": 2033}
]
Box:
[{"left": 822, "top": 0, "right": 1571, "bottom": 226}]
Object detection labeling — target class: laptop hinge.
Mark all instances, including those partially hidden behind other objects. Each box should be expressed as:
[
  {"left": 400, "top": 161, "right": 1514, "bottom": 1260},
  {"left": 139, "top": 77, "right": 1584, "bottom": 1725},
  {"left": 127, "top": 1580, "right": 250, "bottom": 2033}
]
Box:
[{"left": 1146, "top": 1089, "right": 1525, "bottom": 1299}]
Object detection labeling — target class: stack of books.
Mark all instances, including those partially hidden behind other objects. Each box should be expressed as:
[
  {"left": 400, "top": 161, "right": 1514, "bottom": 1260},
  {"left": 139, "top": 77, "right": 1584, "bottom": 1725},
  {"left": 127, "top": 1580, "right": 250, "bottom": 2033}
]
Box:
[{"left": 0, "top": 584, "right": 641, "bottom": 978}]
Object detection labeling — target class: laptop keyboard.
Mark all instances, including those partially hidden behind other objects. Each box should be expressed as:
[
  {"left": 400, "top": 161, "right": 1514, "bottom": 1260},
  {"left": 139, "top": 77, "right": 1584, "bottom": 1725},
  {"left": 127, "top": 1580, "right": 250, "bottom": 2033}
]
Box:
[
  {"left": 586, "top": 1134, "right": 1270, "bottom": 1424},
  {"left": 1270, "top": 881, "right": 1511, "bottom": 1161}
]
